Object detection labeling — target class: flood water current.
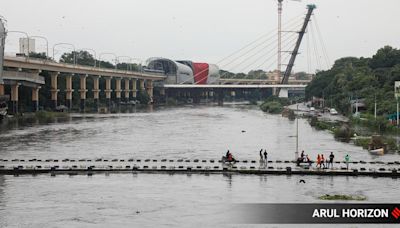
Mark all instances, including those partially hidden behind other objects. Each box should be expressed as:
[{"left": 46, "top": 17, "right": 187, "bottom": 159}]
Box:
[{"left": 0, "top": 104, "right": 399, "bottom": 227}]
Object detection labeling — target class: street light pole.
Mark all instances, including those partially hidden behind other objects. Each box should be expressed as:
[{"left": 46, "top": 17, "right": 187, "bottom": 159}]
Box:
[
  {"left": 117, "top": 56, "right": 133, "bottom": 71},
  {"left": 131, "top": 58, "right": 144, "bottom": 75},
  {"left": 53, "top": 43, "right": 76, "bottom": 65},
  {"left": 30, "top": 35, "right": 49, "bottom": 59},
  {"left": 77, "top": 48, "right": 97, "bottom": 67},
  {"left": 295, "top": 104, "right": 299, "bottom": 160},
  {"left": 374, "top": 94, "right": 377, "bottom": 120},
  {"left": 397, "top": 98, "right": 399, "bottom": 127},
  {"left": 7, "top": 30, "right": 30, "bottom": 59},
  {"left": 99, "top": 52, "right": 117, "bottom": 69}
]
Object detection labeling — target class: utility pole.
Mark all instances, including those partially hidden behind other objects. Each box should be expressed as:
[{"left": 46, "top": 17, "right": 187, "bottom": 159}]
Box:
[
  {"left": 295, "top": 104, "right": 299, "bottom": 160},
  {"left": 397, "top": 98, "right": 399, "bottom": 127},
  {"left": 374, "top": 95, "right": 377, "bottom": 120},
  {"left": 277, "top": 0, "right": 283, "bottom": 83},
  {"left": 0, "top": 18, "right": 6, "bottom": 85}
]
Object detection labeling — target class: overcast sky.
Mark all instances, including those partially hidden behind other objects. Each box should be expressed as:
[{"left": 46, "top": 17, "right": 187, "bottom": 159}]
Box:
[{"left": 1, "top": 0, "right": 399, "bottom": 73}]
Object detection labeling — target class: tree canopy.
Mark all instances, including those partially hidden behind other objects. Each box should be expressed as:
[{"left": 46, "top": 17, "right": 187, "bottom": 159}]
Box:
[
  {"left": 306, "top": 46, "right": 400, "bottom": 116},
  {"left": 59, "top": 51, "right": 140, "bottom": 71}
]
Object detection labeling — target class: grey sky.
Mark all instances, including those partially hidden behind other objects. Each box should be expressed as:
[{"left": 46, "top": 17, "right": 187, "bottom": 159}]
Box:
[{"left": 1, "top": 0, "right": 399, "bottom": 73}]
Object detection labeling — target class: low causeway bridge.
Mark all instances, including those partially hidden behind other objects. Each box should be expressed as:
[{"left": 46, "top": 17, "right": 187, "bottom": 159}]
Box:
[{"left": 1, "top": 158, "right": 399, "bottom": 177}]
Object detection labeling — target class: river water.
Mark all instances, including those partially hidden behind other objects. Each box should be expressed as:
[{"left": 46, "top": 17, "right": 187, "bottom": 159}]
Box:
[{"left": 0, "top": 104, "right": 399, "bottom": 227}]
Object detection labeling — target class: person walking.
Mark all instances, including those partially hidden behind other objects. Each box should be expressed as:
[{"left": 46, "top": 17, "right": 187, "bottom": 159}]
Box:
[
  {"left": 345, "top": 154, "right": 350, "bottom": 170},
  {"left": 321, "top": 154, "right": 325, "bottom": 169},
  {"left": 329, "top": 152, "right": 334, "bottom": 168},
  {"left": 264, "top": 150, "right": 268, "bottom": 163}
]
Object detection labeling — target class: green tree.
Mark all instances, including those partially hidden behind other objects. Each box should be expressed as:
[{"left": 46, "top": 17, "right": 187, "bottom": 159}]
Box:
[
  {"left": 306, "top": 46, "right": 400, "bottom": 116},
  {"left": 369, "top": 46, "right": 400, "bottom": 69}
]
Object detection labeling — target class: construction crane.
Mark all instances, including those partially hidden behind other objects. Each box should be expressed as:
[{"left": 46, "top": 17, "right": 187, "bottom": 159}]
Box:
[{"left": 275, "top": 0, "right": 301, "bottom": 82}]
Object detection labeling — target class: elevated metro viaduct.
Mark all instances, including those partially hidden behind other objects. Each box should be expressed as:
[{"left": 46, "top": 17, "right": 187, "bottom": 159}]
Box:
[{"left": 0, "top": 56, "right": 165, "bottom": 113}]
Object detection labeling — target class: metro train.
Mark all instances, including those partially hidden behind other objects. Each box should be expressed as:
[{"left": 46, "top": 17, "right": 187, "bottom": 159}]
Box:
[{"left": 144, "top": 58, "right": 219, "bottom": 84}]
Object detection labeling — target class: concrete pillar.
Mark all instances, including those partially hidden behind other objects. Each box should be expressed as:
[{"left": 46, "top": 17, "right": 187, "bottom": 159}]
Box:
[
  {"left": 278, "top": 88, "right": 289, "bottom": 98},
  {"left": 131, "top": 79, "right": 137, "bottom": 99},
  {"left": 139, "top": 79, "right": 145, "bottom": 91},
  {"left": 272, "top": 87, "right": 277, "bottom": 96},
  {"left": 124, "top": 78, "right": 130, "bottom": 102},
  {"left": 79, "top": 75, "right": 88, "bottom": 112},
  {"left": 50, "top": 72, "right": 59, "bottom": 110},
  {"left": 10, "top": 83, "right": 19, "bottom": 114},
  {"left": 115, "top": 78, "right": 122, "bottom": 104},
  {"left": 0, "top": 84, "right": 4, "bottom": 96},
  {"left": 193, "top": 89, "right": 201, "bottom": 104},
  {"left": 65, "top": 74, "right": 74, "bottom": 110},
  {"left": 105, "top": 77, "right": 112, "bottom": 108},
  {"left": 32, "top": 86, "right": 40, "bottom": 112},
  {"left": 92, "top": 76, "right": 100, "bottom": 111},
  {"left": 146, "top": 80, "right": 154, "bottom": 103},
  {"left": 217, "top": 89, "right": 224, "bottom": 106}
]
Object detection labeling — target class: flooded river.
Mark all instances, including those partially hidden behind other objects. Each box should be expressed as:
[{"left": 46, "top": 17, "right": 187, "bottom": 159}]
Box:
[{"left": 0, "top": 104, "right": 399, "bottom": 227}]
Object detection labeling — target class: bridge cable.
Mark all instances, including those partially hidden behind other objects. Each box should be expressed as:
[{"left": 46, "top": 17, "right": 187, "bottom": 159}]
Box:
[
  {"left": 235, "top": 32, "right": 299, "bottom": 75},
  {"left": 254, "top": 35, "right": 299, "bottom": 81},
  {"left": 216, "top": 12, "right": 305, "bottom": 66},
  {"left": 306, "top": 27, "right": 312, "bottom": 74},
  {"left": 312, "top": 15, "right": 331, "bottom": 68},
  {"left": 179, "top": 14, "right": 305, "bottom": 84},
  {"left": 217, "top": 20, "right": 304, "bottom": 70},
  {"left": 215, "top": 27, "right": 300, "bottom": 82},
  {"left": 309, "top": 21, "right": 322, "bottom": 70}
]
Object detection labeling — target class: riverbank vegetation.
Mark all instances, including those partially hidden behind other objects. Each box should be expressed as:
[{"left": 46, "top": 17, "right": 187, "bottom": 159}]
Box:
[
  {"left": 260, "top": 97, "right": 290, "bottom": 114},
  {"left": 305, "top": 46, "right": 400, "bottom": 151},
  {"left": 1, "top": 111, "right": 69, "bottom": 129},
  {"left": 306, "top": 46, "right": 400, "bottom": 118},
  {"left": 318, "top": 194, "right": 367, "bottom": 201}
]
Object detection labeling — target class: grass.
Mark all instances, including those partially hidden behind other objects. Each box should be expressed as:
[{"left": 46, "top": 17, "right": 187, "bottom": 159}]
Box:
[{"left": 318, "top": 194, "right": 367, "bottom": 201}]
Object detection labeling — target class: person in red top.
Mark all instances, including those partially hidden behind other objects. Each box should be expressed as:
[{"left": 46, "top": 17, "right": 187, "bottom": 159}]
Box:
[
  {"left": 321, "top": 154, "right": 325, "bottom": 168},
  {"left": 317, "top": 154, "right": 321, "bottom": 168},
  {"left": 228, "top": 153, "right": 233, "bottom": 162}
]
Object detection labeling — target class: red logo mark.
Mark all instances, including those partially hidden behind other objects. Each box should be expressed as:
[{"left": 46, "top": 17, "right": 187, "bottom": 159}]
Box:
[{"left": 392, "top": 207, "right": 400, "bottom": 219}]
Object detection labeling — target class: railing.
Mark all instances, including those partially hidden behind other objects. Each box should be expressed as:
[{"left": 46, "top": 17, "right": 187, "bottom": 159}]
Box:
[{"left": 4, "top": 56, "right": 166, "bottom": 79}]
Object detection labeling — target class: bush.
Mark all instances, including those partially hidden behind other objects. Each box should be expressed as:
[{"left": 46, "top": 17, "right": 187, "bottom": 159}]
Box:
[
  {"left": 318, "top": 194, "right": 367, "bottom": 201},
  {"left": 288, "top": 110, "right": 296, "bottom": 121},
  {"left": 260, "top": 101, "right": 283, "bottom": 114},
  {"left": 354, "top": 138, "right": 370, "bottom": 149},
  {"left": 351, "top": 115, "right": 397, "bottom": 133},
  {"left": 309, "top": 117, "right": 336, "bottom": 131},
  {"left": 334, "top": 124, "right": 354, "bottom": 142},
  {"left": 137, "top": 91, "right": 150, "bottom": 104},
  {"left": 35, "top": 111, "right": 68, "bottom": 123},
  {"left": 384, "top": 137, "right": 398, "bottom": 151}
]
